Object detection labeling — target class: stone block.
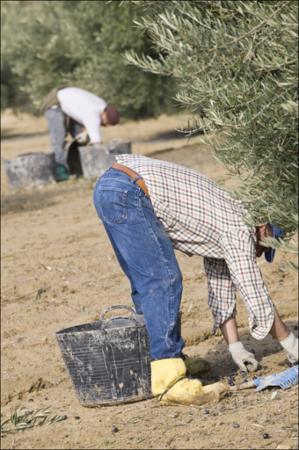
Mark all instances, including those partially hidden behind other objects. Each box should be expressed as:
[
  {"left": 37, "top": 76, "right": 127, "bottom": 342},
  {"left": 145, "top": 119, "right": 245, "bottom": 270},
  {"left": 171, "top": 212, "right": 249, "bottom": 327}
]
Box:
[
  {"left": 3, "top": 139, "right": 131, "bottom": 188},
  {"left": 77, "top": 139, "right": 131, "bottom": 180},
  {"left": 3, "top": 152, "right": 56, "bottom": 188}
]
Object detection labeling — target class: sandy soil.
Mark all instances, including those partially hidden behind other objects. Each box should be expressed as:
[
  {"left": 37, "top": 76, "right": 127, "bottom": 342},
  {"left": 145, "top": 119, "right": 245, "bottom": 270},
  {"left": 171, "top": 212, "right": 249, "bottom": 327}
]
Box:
[{"left": 1, "top": 110, "right": 298, "bottom": 450}]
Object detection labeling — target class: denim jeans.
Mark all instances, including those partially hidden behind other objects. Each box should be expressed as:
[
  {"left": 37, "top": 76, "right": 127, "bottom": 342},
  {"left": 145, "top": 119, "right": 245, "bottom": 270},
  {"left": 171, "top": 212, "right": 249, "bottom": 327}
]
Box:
[
  {"left": 93, "top": 168, "right": 185, "bottom": 360},
  {"left": 45, "top": 107, "right": 83, "bottom": 166}
]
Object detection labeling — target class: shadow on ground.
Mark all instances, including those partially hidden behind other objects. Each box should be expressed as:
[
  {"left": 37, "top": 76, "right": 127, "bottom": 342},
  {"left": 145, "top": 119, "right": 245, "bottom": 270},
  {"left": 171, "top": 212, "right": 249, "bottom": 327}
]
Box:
[
  {"left": 1, "top": 180, "right": 90, "bottom": 215},
  {"left": 134, "top": 128, "right": 205, "bottom": 145},
  {"left": 1, "top": 129, "right": 48, "bottom": 140},
  {"left": 1, "top": 127, "right": 204, "bottom": 143}
]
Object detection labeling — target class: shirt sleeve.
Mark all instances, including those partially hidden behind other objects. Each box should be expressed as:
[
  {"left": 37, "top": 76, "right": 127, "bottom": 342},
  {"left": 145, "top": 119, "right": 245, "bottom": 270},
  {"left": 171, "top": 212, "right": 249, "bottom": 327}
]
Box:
[
  {"left": 220, "top": 229, "right": 275, "bottom": 340},
  {"left": 203, "top": 256, "right": 237, "bottom": 335},
  {"left": 81, "top": 114, "right": 101, "bottom": 143}
]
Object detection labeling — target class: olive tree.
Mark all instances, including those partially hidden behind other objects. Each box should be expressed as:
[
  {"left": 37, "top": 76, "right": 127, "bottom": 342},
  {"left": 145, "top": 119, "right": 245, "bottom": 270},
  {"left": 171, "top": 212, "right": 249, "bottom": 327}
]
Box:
[{"left": 125, "top": 0, "right": 298, "bottom": 243}]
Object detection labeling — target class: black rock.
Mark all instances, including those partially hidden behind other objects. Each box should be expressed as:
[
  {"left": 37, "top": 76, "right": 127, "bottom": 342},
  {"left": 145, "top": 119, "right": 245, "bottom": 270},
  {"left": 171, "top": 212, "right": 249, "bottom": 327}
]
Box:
[
  {"left": 111, "top": 426, "right": 119, "bottom": 433},
  {"left": 262, "top": 432, "right": 270, "bottom": 439},
  {"left": 232, "top": 422, "right": 240, "bottom": 429},
  {"left": 210, "top": 376, "right": 220, "bottom": 382}
]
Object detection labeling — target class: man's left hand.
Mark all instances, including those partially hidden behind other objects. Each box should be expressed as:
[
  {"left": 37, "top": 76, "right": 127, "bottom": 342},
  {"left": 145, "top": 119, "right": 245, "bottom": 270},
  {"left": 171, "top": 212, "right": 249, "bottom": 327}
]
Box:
[{"left": 229, "top": 341, "right": 259, "bottom": 372}]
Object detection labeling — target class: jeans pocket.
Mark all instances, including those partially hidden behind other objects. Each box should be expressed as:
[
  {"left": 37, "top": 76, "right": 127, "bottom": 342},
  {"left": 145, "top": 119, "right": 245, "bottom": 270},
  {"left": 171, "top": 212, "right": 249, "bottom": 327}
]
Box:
[{"left": 97, "top": 188, "right": 128, "bottom": 224}]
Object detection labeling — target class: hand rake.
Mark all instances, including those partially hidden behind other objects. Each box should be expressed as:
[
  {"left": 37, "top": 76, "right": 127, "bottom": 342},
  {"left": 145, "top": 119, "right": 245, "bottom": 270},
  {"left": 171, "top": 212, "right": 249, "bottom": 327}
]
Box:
[{"left": 229, "top": 365, "right": 298, "bottom": 392}]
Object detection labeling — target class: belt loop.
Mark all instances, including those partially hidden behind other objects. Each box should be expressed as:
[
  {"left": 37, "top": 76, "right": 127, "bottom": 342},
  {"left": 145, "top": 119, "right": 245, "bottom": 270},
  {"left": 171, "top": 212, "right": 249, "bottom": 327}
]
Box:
[{"left": 133, "top": 175, "right": 142, "bottom": 184}]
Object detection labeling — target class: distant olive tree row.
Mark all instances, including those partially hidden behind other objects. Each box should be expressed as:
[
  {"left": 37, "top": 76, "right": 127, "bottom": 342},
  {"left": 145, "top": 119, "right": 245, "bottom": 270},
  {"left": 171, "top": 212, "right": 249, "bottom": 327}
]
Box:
[{"left": 1, "top": 0, "right": 175, "bottom": 119}]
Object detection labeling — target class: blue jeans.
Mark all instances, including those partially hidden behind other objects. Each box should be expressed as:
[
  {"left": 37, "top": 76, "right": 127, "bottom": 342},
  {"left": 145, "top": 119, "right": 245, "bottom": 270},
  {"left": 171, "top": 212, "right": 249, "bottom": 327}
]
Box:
[
  {"left": 93, "top": 168, "right": 185, "bottom": 360},
  {"left": 45, "top": 107, "right": 83, "bottom": 166}
]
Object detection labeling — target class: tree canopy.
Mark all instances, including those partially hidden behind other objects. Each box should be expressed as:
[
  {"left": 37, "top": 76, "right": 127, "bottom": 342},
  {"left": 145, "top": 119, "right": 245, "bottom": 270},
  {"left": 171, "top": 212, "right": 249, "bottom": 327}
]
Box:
[{"left": 126, "top": 0, "right": 298, "bottom": 236}]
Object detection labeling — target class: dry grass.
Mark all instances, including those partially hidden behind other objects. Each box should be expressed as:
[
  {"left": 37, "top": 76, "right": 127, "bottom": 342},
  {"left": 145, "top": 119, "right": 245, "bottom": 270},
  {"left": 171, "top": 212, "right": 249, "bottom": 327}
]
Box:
[{"left": 1, "top": 406, "right": 67, "bottom": 434}]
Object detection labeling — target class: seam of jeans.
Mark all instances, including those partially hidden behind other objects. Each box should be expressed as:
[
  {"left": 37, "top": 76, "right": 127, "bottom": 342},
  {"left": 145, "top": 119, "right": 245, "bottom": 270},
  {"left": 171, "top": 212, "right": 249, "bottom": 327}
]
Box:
[
  {"left": 97, "top": 186, "right": 128, "bottom": 193},
  {"left": 139, "top": 203, "right": 177, "bottom": 333}
]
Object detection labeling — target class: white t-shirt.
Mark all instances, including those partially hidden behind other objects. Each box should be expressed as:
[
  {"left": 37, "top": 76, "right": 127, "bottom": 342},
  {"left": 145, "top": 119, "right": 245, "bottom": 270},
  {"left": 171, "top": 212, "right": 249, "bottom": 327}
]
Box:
[{"left": 57, "top": 87, "right": 107, "bottom": 143}]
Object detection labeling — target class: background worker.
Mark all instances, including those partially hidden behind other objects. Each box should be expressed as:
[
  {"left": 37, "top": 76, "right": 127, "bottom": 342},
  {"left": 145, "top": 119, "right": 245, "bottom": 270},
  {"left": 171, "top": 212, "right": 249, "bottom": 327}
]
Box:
[
  {"left": 43, "top": 86, "right": 119, "bottom": 181},
  {"left": 93, "top": 154, "right": 298, "bottom": 405}
]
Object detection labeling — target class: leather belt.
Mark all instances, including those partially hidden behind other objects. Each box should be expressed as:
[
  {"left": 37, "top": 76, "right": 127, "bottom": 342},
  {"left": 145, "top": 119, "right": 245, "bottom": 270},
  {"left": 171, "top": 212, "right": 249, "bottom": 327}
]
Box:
[{"left": 111, "top": 162, "right": 149, "bottom": 196}]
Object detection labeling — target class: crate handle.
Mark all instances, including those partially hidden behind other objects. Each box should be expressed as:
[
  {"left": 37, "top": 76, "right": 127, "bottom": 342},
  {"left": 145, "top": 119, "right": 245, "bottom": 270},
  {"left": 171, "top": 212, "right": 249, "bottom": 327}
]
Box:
[{"left": 99, "top": 305, "right": 136, "bottom": 322}]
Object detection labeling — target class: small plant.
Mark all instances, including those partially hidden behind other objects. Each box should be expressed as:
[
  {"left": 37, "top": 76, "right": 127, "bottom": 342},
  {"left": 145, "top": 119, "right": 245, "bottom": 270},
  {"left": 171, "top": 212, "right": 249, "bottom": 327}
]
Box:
[{"left": 1, "top": 406, "right": 67, "bottom": 434}]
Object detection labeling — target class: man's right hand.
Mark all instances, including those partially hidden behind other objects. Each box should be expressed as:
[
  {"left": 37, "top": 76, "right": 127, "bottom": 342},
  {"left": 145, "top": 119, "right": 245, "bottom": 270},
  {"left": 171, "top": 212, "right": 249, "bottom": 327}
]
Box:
[
  {"left": 228, "top": 341, "right": 259, "bottom": 372},
  {"left": 75, "top": 131, "right": 90, "bottom": 145}
]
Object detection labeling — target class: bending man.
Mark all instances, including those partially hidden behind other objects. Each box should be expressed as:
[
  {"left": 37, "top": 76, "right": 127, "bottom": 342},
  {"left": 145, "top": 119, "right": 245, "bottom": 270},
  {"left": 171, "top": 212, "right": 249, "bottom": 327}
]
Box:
[
  {"left": 43, "top": 86, "right": 119, "bottom": 181},
  {"left": 93, "top": 154, "right": 298, "bottom": 405}
]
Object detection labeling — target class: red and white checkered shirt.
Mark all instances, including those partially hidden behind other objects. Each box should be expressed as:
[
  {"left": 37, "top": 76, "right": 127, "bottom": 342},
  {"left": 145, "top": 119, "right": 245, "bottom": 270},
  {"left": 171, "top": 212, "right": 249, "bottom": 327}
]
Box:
[{"left": 116, "top": 154, "right": 274, "bottom": 339}]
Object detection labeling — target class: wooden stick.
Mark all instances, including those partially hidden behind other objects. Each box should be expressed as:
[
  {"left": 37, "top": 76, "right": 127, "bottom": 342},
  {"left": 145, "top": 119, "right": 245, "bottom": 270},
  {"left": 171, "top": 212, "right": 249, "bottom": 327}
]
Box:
[{"left": 229, "top": 380, "right": 256, "bottom": 391}]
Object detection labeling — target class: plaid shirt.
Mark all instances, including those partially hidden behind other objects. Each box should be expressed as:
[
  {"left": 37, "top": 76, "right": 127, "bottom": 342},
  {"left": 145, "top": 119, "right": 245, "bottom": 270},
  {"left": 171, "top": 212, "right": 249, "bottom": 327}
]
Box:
[{"left": 115, "top": 154, "right": 274, "bottom": 340}]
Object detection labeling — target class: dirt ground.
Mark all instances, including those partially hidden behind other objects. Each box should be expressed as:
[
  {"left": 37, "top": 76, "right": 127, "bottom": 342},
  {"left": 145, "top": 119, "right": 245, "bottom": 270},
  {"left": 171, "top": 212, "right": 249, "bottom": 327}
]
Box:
[{"left": 1, "top": 110, "right": 298, "bottom": 450}]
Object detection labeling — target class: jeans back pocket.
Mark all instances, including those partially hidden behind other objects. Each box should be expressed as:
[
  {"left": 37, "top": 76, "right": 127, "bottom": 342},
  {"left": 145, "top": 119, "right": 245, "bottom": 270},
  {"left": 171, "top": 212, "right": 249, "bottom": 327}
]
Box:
[{"left": 96, "top": 188, "right": 128, "bottom": 224}]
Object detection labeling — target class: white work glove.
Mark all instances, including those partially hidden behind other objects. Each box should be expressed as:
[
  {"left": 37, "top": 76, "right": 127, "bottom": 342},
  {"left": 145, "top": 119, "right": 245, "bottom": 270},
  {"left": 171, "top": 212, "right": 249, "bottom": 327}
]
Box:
[
  {"left": 75, "top": 131, "right": 90, "bottom": 145},
  {"left": 279, "top": 332, "right": 298, "bottom": 364},
  {"left": 287, "top": 352, "right": 298, "bottom": 364},
  {"left": 228, "top": 341, "right": 259, "bottom": 372}
]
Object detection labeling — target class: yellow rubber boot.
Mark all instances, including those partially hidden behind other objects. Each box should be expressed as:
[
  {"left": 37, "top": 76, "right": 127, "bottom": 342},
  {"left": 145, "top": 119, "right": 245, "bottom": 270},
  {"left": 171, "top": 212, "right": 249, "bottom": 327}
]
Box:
[{"left": 151, "top": 358, "right": 227, "bottom": 406}]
